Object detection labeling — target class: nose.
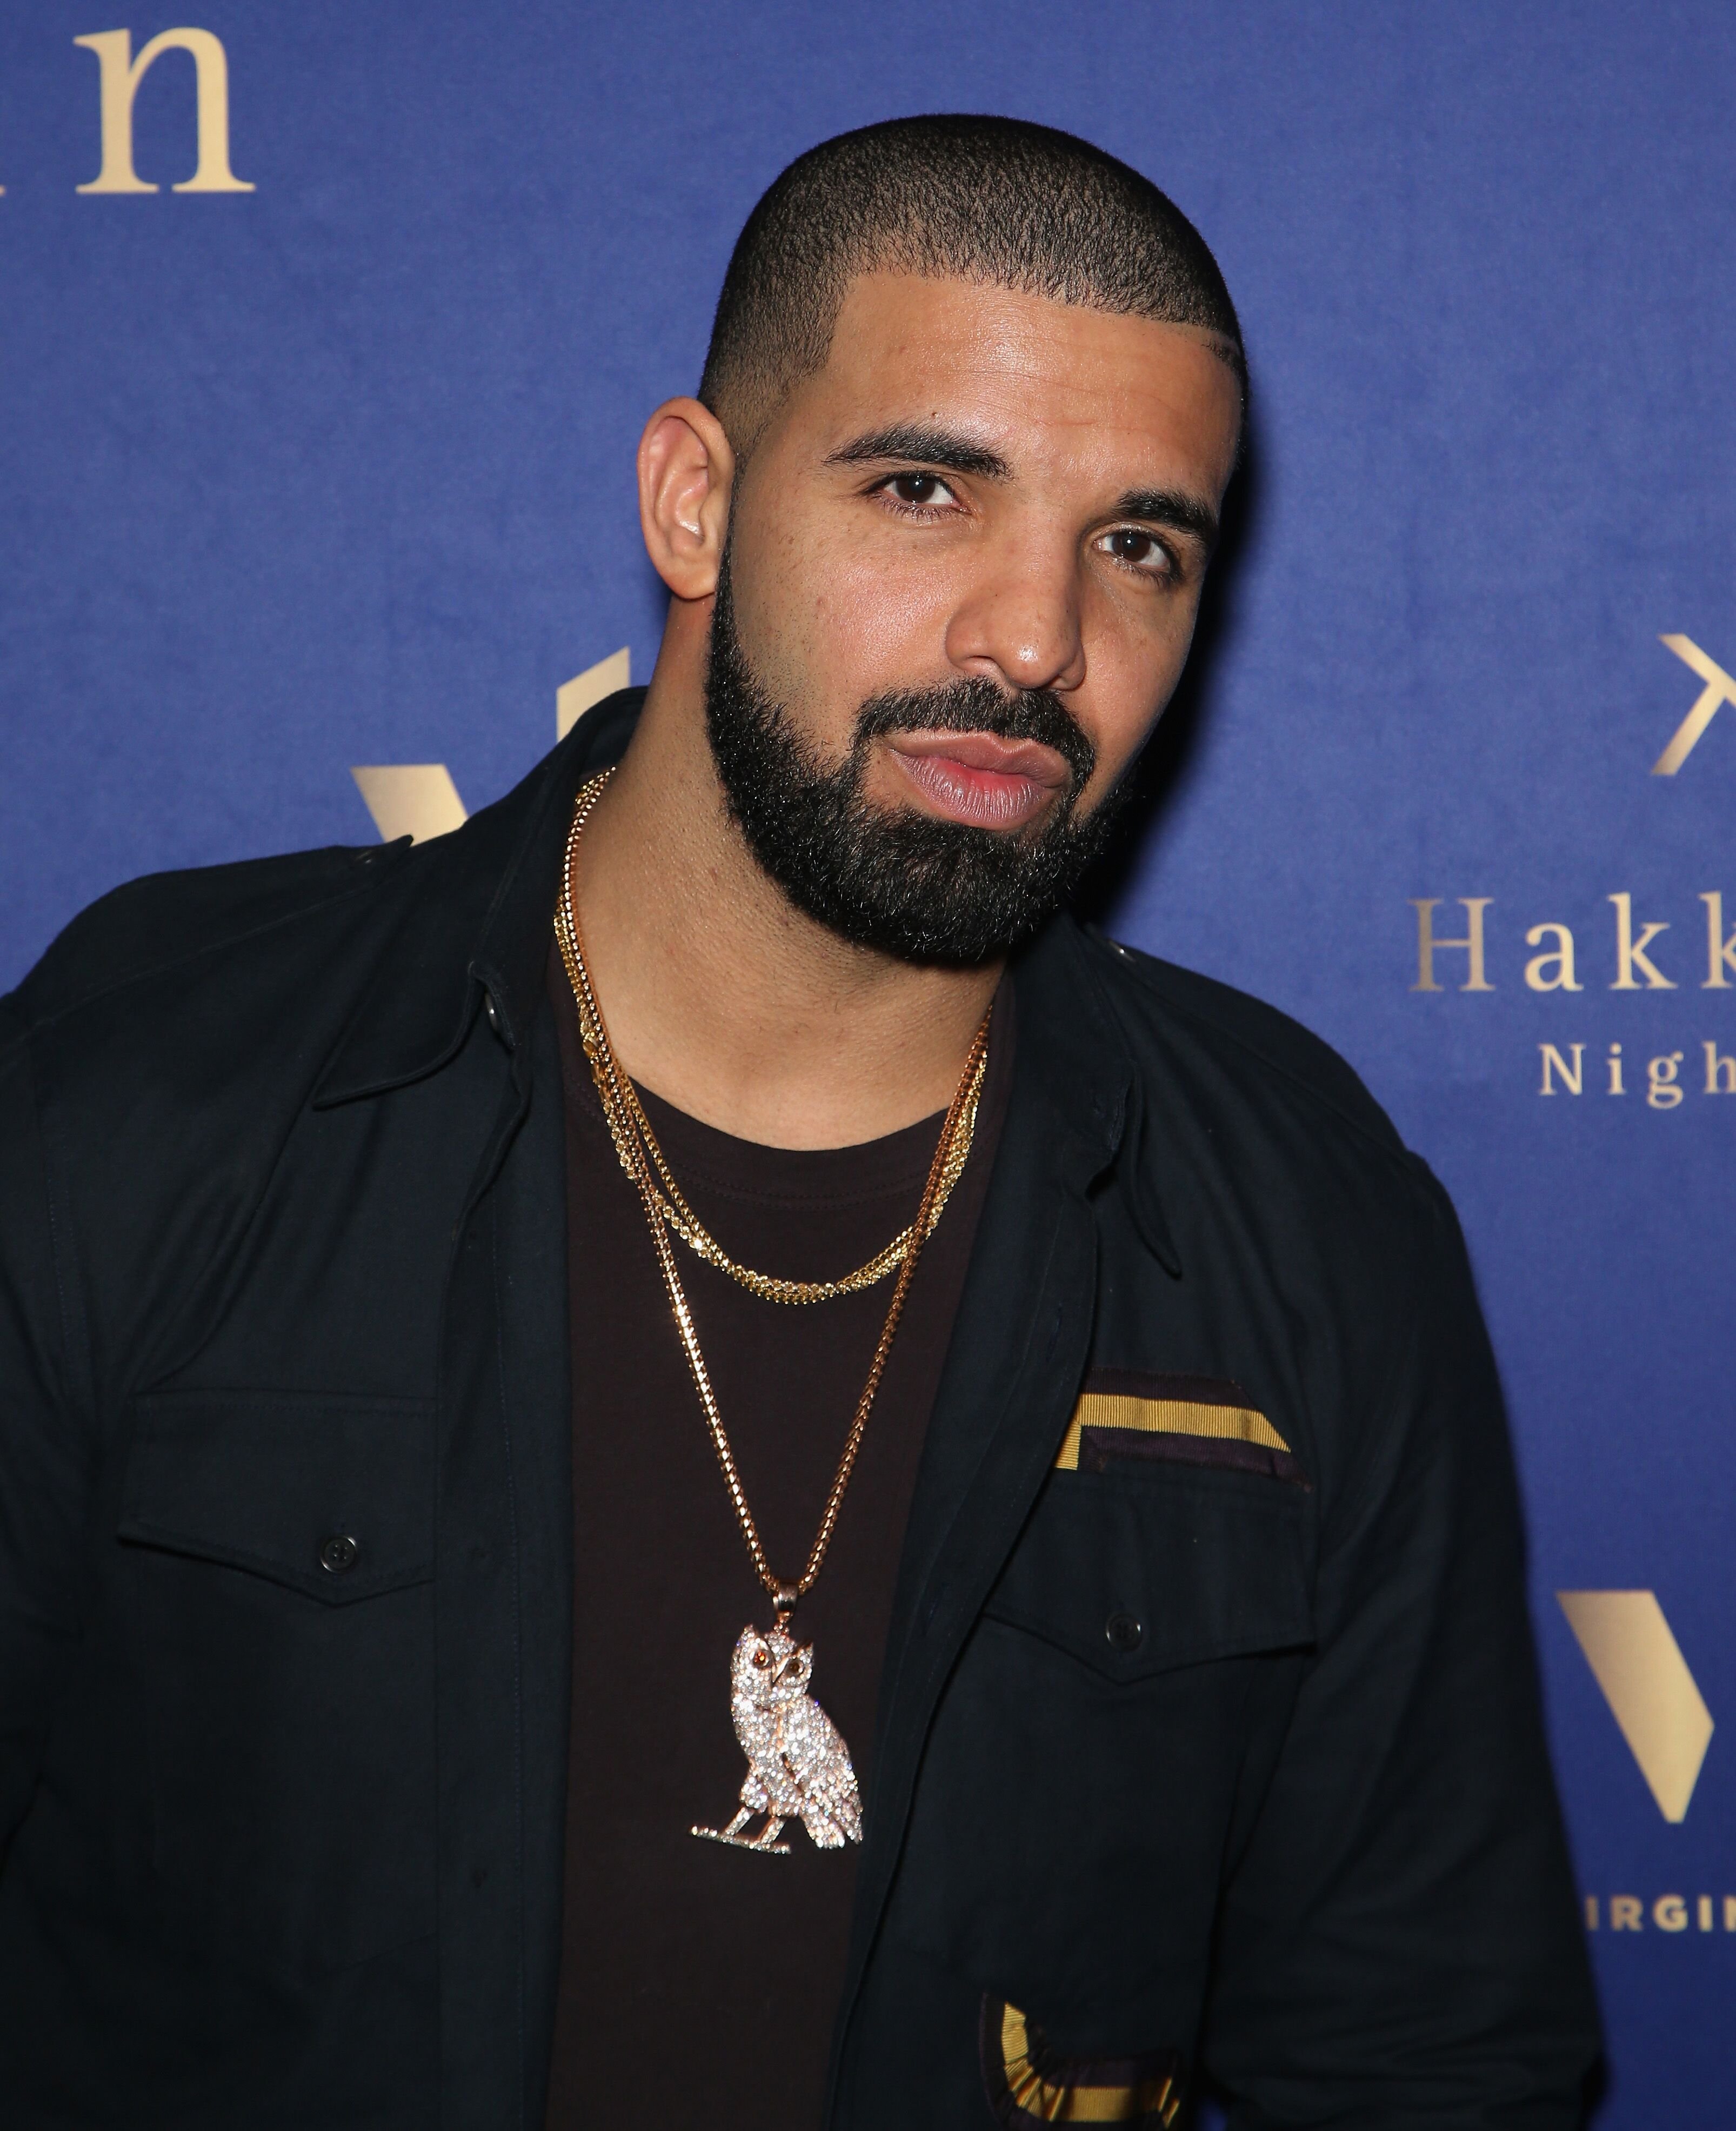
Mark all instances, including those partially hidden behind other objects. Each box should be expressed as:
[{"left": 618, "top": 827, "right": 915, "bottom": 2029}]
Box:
[{"left": 942, "top": 528, "right": 1086, "bottom": 696}]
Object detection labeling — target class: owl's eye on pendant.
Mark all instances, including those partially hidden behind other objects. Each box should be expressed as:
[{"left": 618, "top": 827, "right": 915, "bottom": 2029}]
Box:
[{"left": 752, "top": 1650, "right": 769, "bottom": 1668}]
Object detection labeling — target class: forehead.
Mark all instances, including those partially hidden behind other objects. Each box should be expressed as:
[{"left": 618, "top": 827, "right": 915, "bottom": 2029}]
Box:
[{"left": 780, "top": 269, "right": 1241, "bottom": 493}]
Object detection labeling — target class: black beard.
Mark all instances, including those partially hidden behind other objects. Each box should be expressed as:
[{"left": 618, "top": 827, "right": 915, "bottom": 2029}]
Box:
[{"left": 702, "top": 556, "right": 1124, "bottom": 965}]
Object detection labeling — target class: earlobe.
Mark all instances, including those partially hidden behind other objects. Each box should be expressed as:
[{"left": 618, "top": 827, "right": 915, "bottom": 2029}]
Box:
[{"left": 637, "top": 397, "right": 735, "bottom": 602}]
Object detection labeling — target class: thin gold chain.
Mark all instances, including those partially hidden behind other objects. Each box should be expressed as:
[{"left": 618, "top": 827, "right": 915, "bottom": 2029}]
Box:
[{"left": 553, "top": 767, "right": 991, "bottom": 1612}]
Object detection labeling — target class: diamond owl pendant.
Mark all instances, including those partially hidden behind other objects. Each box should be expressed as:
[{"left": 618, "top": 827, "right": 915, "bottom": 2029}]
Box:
[{"left": 690, "top": 1622, "right": 863, "bottom": 1855}]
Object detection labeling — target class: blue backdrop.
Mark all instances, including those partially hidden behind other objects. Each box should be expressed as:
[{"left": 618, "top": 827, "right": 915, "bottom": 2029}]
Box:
[{"left": 3, "top": 4, "right": 1732, "bottom": 2121}]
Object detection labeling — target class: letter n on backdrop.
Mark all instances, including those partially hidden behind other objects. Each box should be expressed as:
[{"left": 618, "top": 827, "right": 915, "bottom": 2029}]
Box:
[{"left": 74, "top": 28, "right": 253, "bottom": 194}]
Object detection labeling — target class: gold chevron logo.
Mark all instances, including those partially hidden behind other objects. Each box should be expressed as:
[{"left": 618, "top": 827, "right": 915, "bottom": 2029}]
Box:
[
  {"left": 351, "top": 647, "right": 629, "bottom": 842},
  {"left": 1653, "top": 635, "right": 1736, "bottom": 775},
  {"left": 1558, "top": 1591, "right": 1714, "bottom": 1822},
  {"left": 349, "top": 764, "right": 466, "bottom": 845}
]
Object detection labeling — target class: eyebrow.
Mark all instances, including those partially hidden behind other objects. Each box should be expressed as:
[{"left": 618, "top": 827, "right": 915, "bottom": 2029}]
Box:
[
  {"left": 1114, "top": 488, "right": 1220, "bottom": 551},
  {"left": 824, "top": 423, "right": 1011, "bottom": 480},
  {"left": 825, "top": 425, "right": 1220, "bottom": 552}
]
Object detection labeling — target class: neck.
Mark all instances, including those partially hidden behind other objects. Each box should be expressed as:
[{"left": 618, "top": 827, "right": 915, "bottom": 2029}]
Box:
[{"left": 570, "top": 630, "right": 1002, "bottom": 1151}]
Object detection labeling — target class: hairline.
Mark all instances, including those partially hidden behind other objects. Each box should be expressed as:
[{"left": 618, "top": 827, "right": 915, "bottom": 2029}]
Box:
[{"left": 707, "top": 264, "right": 1247, "bottom": 464}]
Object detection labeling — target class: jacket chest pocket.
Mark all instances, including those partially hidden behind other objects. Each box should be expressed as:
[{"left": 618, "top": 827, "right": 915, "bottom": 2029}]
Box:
[
  {"left": 116, "top": 1390, "right": 437, "bottom": 1975},
  {"left": 982, "top": 1459, "right": 1312, "bottom": 1680},
  {"left": 891, "top": 1462, "right": 1315, "bottom": 2035}
]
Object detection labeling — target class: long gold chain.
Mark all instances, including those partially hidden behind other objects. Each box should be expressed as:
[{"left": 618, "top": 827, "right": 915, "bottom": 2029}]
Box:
[{"left": 553, "top": 768, "right": 991, "bottom": 1614}]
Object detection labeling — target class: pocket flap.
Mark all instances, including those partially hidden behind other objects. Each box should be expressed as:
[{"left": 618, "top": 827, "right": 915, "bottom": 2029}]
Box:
[
  {"left": 119, "top": 1390, "right": 436, "bottom": 1605},
  {"left": 1055, "top": 1370, "right": 1307, "bottom": 1487},
  {"left": 984, "top": 1462, "right": 1313, "bottom": 1682}
]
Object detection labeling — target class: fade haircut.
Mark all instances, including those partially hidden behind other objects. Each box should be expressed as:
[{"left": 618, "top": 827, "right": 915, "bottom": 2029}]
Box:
[{"left": 698, "top": 114, "right": 1244, "bottom": 452}]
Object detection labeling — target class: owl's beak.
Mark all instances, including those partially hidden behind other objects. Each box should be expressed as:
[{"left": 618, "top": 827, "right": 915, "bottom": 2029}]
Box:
[{"left": 771, "top": 1653, "right": 801, "bottom": 1685}]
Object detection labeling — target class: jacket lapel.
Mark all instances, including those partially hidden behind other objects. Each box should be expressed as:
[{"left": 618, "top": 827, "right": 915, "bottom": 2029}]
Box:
[{"left": 827, "top": 917, "right": 1134, "bottom": 2106}]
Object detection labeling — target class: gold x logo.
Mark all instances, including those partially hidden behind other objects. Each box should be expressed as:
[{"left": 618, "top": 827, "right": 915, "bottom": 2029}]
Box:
[{"left": 1652, "top": 634, "right": 1736, "bottom": 774}]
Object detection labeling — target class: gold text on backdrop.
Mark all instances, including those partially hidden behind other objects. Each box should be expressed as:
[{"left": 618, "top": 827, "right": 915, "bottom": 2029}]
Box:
[{"left": 74, "top": 29, "right": 252, "bottom": 195}]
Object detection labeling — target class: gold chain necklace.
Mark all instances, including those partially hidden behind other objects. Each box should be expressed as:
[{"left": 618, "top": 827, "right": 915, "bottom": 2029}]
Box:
[
  {"left": 553, "top": 768, "right": 991, "bottom": 1854},
  {"left": 562, "top": 779, "right": 983, "bottom": 1305},
  {"left": 618, "top": 1080, "right": 980, "bottom": 1304}
]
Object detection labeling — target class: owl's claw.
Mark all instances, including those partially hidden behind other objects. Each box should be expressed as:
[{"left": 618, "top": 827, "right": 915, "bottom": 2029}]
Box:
[{"left": 689, "top": 1809, "right": 792, "bottom": 1855}]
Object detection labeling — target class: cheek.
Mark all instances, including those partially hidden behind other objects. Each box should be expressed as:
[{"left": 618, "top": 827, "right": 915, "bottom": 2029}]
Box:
[
  {"left": 768, "top": 521, "right": 962, "bottom": 706},
  {"left": 825, "top": 546, "right": 954, "bottom": 669},
  {"left": 1074, "top": 586, "right": 1203, "bottom": 794}
]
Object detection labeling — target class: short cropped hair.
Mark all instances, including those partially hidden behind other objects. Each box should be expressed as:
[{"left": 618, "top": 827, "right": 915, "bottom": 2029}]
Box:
[{"left": 699, "top": 114, "right": 1244, "bottom": 451}]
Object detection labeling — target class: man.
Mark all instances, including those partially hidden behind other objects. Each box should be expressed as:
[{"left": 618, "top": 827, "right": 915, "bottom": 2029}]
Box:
[{"left": 0, "top": 116, "right": 1596, "bottom": 2127}]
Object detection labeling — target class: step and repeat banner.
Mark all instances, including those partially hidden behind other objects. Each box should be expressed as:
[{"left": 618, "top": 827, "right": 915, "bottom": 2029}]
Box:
[{"left": 1, "top": 4, "right": 1731, "bottom": 2122}]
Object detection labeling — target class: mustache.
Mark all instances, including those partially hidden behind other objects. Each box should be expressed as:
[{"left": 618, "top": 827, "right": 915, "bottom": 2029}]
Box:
[{"left": 850, "top": 678, "right": 1096, "bottom": 791}]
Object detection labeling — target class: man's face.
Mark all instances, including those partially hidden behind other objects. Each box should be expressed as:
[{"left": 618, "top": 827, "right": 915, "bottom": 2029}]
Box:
[{"left": 707, "top": 270, "right": 1243, "bottom": 963}]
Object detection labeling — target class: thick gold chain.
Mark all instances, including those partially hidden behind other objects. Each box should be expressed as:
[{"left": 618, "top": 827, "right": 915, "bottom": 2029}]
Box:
[
  {"left": 553, "top": 767, "right": 991, "bottom": 1612},
  {"left": 619, "top": 1072, "right": 979, "bottom": 1303}
]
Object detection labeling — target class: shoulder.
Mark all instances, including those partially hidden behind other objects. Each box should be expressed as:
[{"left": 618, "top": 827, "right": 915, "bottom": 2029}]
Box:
[
  {"left": 1085, "top": 928, "right": 1407, "bottom": 1158},
  {"left": 1077, "top": 926, "right": 1454, "bottom": 1251},
  {"left": 6, "top": 841, "right": 409, "bottom": 1038},
  {"left": 0, "top": 837, "right": 438, "bottom": 1396}
]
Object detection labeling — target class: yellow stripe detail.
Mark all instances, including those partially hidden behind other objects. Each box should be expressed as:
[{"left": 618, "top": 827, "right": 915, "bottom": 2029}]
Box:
[
  {"left": 1054, "top": 1394, "right": 1289, "bottom": 1471},
  {"left": 999, "top": 2003, "right": 1178, "bottom": 2123}
]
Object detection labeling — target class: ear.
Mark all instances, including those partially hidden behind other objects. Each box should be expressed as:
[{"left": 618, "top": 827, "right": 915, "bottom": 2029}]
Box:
[{"left": 637, "top": 396, "right": 736, "bottom": 602}]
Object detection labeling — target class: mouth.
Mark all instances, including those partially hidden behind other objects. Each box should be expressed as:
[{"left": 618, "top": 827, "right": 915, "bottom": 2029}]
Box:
[{"left": 882, "top": 730, "right": 1073, "bottom": 831}]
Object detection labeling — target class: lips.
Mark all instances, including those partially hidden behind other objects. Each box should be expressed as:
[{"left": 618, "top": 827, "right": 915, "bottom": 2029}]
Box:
[{"left": 884, "top": 730, "right": 1071, "bottom": 831}]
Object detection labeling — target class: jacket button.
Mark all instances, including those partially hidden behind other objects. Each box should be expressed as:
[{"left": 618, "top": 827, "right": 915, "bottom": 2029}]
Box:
[
  {"left": 320, "top": 1533, "right": 360, "bottom": 1574},
  {"left": 1105, "top": 1610, "right": 1143, "bottom": 1653}
]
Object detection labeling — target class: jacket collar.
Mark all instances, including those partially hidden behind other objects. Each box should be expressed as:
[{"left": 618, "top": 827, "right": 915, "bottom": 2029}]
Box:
[
  {"left": 1007, "top": 912, "right": 1135, "bottom": 1173},
  {"left": 312, "top": 691, "right": 643, "bottom": 1106}
]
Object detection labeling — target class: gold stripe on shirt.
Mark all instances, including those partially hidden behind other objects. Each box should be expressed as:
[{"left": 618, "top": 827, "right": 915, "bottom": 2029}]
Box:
[{"left": 1054, "top": 1394, "right": 1290, "bottom": 1472}]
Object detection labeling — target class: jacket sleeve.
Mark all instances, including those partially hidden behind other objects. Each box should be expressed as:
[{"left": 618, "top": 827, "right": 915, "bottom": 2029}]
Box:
[
  {"left": 0, "top": 1018, "right": 94, "bottom": 1865},
  {"left": 1199, "top": 1164, "right": 1601, "bottom": 2128}
]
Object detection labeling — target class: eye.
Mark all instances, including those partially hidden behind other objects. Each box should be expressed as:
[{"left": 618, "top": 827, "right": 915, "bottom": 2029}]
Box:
[
  {"left": 877, "top": 471, "right": 959, "bottom": 515},
  {"left": 1098, "top": 527, "right": 1178, "bottom": 579},
  {"left": 752, "top": 1649, "right": 769, "bottom": 1668}
]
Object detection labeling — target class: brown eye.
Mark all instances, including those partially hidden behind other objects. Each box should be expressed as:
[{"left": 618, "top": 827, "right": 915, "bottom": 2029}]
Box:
[
  {"left": 752, "top": 1650, "right": 769, "bottom": 1668},
  {"left": 890, "top": 473, "right": 943, "bottom": 506},
  {"left": 1107, "top": 529, "right": 1158, "bottom": 565}
]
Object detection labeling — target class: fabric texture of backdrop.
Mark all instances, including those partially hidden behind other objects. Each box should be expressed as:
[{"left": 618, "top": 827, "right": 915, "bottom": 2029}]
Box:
[{"left": 2, "top": 4, "right": 1732, "bottom": 2122}]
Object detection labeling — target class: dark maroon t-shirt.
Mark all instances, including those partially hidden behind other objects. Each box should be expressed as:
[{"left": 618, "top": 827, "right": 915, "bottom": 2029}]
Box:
[{"left": 543, "top": 954, "right": 1012, "bottom": 2128}]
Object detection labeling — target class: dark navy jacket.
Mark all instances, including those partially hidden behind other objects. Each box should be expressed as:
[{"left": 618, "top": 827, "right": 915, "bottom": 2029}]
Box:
[{"left": 0, "top": 692, "right": 1597, "bottom": 2127}]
